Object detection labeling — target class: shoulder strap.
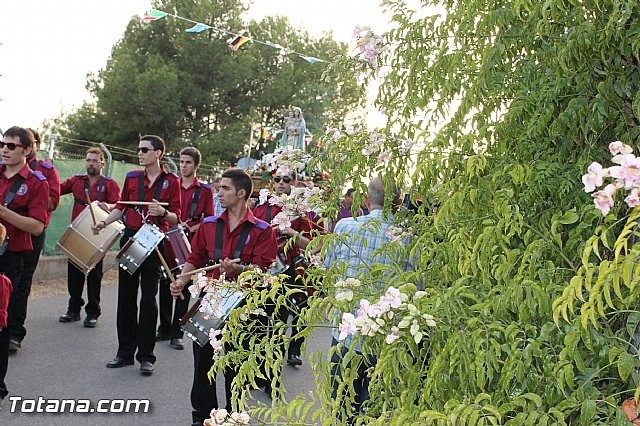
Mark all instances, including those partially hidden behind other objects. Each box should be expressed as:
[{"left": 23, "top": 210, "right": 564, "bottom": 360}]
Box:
[
  {"left": 265, "top": 205, "right": 272, "bottom": 223},
  {"left": 3, "top": 175, "right": 26, "bottom": 207},
  {"left": 190, "top": 186, "right": 202, "bottom": 220},
  {"left": 137, "top": 173, "right": 166, "bottom": 213},
  {"left": 97, "top": 176, "right": 105, "bottom": 202},
  {"left": 214, "top": 220, "right": 252, "bottom": 262}
]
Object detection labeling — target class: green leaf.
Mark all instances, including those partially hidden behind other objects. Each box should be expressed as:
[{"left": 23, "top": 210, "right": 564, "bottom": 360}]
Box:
[{"left": 557, "top": 210, "right": 579, "bottom": 224}]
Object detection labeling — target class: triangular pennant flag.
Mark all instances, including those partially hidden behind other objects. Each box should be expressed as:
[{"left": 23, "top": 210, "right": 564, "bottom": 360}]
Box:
[
  {"left": 301, "top": 55, "right": 322, "bottom": 63},
  {"left": 142, "top": 9, "right": 168, "bottom": 22},
  {"left": 265, "top": 41, "right": 284, "bottom": 50},
  {"left": 185, "top": 23, "right": 211, "bottom": 33},
  {"left": 228, "top": 35, "right": 250, "bottom": 51}
]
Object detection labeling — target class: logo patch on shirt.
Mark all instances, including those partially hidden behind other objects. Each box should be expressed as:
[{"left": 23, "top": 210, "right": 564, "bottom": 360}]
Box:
[
  {"left": 17, "top": 184, "right": 28, "bottom": 196},
  {"left": 162, "top": 180, "right": 169, "bottom": 190}
]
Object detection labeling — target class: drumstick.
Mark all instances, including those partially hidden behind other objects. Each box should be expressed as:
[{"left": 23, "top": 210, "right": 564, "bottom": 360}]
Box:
[
  {"left": 155, "top": 247, "right": 185, "bottom": 300},
  {"left": 85, "top": 189, "right": 97, "bottom": 226},
  {"left": 118, "top": 201, "right": 169, "bottom": 206},
  {"left": 176, "top": 258, "right": 241, "bottom": 279}
]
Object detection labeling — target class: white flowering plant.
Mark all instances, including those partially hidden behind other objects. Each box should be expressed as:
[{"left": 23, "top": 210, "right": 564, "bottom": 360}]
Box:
[{"left": 204, "top": 408, "right": 250, "bottom": 426}]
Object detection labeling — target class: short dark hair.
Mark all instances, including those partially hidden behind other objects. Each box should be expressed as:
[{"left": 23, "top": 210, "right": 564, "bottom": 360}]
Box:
[
  {"left": 140, "top": 135, "right": 165, "bottom": 158},
  {"left": 180, "top": 146, "right": 201, "bottom": 167},
  {"left": 28, "top": 128, "right": 41, "bottom": 145},
  {"left": 4, "top": 126, "right": 34, "bottom": 147},
  {"left": 276, "top": 168, "right": 297, "bottom": 181},
  {"left": 345, "top": 188, "right": 356, "bottom": 198},
  {"left": 221, "top": 168, "right": 253, "bottom": 200},
  {"left": 86, "top": 147, "right": 105, "bottom": 162}
]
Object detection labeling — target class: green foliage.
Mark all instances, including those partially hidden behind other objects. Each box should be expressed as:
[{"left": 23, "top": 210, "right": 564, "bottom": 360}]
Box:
[{"left": 53, "top": 0, "right": 365, "bottom": 164}]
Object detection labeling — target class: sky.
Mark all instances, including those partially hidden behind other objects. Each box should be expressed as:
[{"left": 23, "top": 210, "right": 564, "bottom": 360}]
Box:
[{"left": 0, "top": 0, "right": 392, "bottom": 133}]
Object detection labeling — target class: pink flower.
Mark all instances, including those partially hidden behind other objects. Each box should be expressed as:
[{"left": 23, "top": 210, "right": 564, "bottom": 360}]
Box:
[
  {"left": 609, "top": 141, "right": 633, "bottom": 156},
  {"left": 382, "top": 286, "right": 403, "bottom": 309},
  {"left": 592, "top": 184, "right": 617, "bottom": 216},
  {"left": 259, "top": 189, "right": 269, "bottom": 205},
  {"left": 271, "top": 212, "right": 291, "bottom": 231},
  {"left": 582, "top": 162, "right": 606, "bottom": 193},
  {"left": 610, "top": 154, "right": 640, "bottom": 189},
  {"left": 385, "top": 329, "right": 400, "bottom": 344},
  {"left": 625, "top": 187, "right": 640, "bottom": 208},
  {"left": 338, "top": 313, "right": 357, "bottom": 340}
]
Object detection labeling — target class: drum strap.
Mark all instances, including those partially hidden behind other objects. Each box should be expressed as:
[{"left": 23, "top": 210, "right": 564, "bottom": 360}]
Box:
[
  {"left": 76, "top": 176, "right": 105, "bottom": 206},
  {"left": 214, "top": 220, "right": 252, "bottom": 262},
  {"left": 265, "top": 205, "right": 272, "bottom": 223},
  {"left": 136, "top": 172, "right": 166, "bottom": 214},
  {"left": 189, "top": 186, "right": 202, "bottom": 220},
  {"left": 3, "top": 175, "right": 26, "bottom": 207}
]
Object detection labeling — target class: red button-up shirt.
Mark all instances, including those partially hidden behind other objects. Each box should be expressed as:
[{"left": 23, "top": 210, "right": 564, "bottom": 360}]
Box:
[
  {"left": 179, "top": 177, "right": 214, "bottom": 230},
  {"left": 187, "top": 209, "right": 277, "bottom": 280},
  {"left": 29, "top": 156, "right": 60, "bottom": 227},
  {"left": 252, "top": 200, "right": 313, "bottom": 263},
  {"left": 114, "top": 167, "right": 181, "bottom": 232},
  {"left": 60, "top": 174, "right": 122, "bottom": 221},
  {"left": 0, "top": 163, "right": 49, "bottom": 252}
]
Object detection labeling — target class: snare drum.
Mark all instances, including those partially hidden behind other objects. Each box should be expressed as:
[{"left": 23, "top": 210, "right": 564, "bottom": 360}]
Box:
[
  {"left": 181, "top": 287, "right": 245, "bottom": 347},
  {"left": 56, "top": 202, "right": 124, "bottom": 274},
  {"left": 163, "top": 224, "right": 191, "bottom": 272},
  {"left": 116, "top": 223, "right": 165, "bottom": 274}
]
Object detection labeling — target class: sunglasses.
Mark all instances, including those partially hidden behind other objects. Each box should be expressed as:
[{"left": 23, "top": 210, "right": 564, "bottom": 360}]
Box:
[
  {"left": 137, "top": 147, "right": 157, "bottom": 154},
  {"left": 0, "top": 142, "right": 24, "bottom": 151},
  {"left": 273, "top": 176, "right": 292, "bottom": 183}
]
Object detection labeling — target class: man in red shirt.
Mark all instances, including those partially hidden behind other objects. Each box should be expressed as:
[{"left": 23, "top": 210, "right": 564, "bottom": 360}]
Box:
[
  {"left": 92, "top": 135, "right": 181, "bottom": 376},
  {"left": 157, "top": 146, "right": 214, "bottom": 350},
  {"left": 252, "top": 167, "right": 313, "bottom": 367},
  {"left": 7, "top": 129, "right": 60, "bottom": 352},
  {"left": 0, "top": 126, "right": 49, "bottom": 408},
  {"left": 58, "top": 147, "right": 121, "bottom": 328},
  {"left": 170, "top": 168, "right": 277, "bottom": 423}
]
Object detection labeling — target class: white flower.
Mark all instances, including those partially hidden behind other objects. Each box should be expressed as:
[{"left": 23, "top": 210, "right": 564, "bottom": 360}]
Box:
[
  {"left": 210, "top": 408, "right": 228, "bottom": 425},
  {"left": 338, "top": 313, "right": 357, "bottom": 340},
  {"left": 230, "top": 411, "right": 251, "bottom": 425},
  {"left": 335, "top": 290, "right": 354, "bottom": 302}
]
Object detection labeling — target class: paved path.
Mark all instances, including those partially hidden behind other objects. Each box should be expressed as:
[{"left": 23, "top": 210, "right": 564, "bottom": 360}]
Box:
[{"left": 1, "top": 278, "right": 330, "bottom": 425}]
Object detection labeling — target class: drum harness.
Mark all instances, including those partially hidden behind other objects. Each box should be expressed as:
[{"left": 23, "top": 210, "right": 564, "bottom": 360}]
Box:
[
  {"left": 73, "top": 177, "right": 105, "bottom": 207},
  {"left": 180, "top": 219, "right": 252, "bottom": 326},
  {"left": 0, "top": 175, "right": 26, "bottom": 255}
]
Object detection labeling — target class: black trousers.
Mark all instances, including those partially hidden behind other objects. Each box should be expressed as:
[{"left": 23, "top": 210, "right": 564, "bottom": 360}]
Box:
[
  {"left": 115, "top": 233, "right": 162, "bottom": 364},
  {"left": 277, "top": 269, "right": 305, "bottom": 357},
  {"left": 0, "top": 252, "right": 24, "bottom": 399},
  {"left": 67, "top": 259, "right": 103, "bottom": 317},
  {"left": 9, "top": 230, "right": 45, "bottom": 342},
  {"left": 157, "top": 276, "right": 189, "bottom": 338}
]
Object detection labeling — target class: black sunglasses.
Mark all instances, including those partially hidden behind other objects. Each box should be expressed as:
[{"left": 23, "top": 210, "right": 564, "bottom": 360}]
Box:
[
  {"left": 273, "top": 176, "right": 292, "bottom": 183},
  {"left": 0, "top": 142, "right": 24, "bottom": 151},
  {"left": 137, "top": 147, "right": 157, "bottom": 154}
]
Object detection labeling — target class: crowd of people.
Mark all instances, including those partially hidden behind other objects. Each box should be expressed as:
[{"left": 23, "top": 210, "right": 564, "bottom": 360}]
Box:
[{"left": 0, "top": 127, "right": 407, "bottom": 425}]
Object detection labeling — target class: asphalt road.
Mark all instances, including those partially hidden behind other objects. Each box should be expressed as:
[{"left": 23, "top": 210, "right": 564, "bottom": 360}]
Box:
[{"left": 1, "top": 277, "right": 331, "bottom": 425}]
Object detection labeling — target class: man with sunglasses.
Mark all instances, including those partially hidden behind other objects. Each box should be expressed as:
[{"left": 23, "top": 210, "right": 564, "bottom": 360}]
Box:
[
  {"left": 252, "top": 167, "right": 313, "bottom": 368},
  {"left": 0, "top": 126, "right": 49, "bottom": 408},
  {"left": 6, "top": 129, "right": 60, "bottom": 353},
  {"left": 156, "top": 146, "right": 214, "bottom": 350},
  {"left": 58, "top": 147, "right": 121, "bottom": 328},
  {"left": 92, "top": 135, "right": 181, "bottom": 376}
]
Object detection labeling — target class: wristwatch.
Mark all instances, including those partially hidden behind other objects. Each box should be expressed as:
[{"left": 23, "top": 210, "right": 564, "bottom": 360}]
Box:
[{"left": 161, "top": 208, "right": 169, "bottom": 218}]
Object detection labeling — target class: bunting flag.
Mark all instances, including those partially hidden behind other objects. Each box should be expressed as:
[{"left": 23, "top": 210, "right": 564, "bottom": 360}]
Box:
[
  {"left": 228, "top": 35, "right": 250, "bottom": 51},
  {"left": 142, "top": 9, "right": 168, "bottom": 22},
  {"left": 141, "top": 9, "right": 329, "bottom": 63},
  {"left": 185, "top": 23, "right": 211, "bottom": 33}
]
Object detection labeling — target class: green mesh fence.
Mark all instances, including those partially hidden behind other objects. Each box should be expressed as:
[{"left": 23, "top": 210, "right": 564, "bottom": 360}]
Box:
[{"left": 45, "top": 155, "right": 139, "bottom": 255}]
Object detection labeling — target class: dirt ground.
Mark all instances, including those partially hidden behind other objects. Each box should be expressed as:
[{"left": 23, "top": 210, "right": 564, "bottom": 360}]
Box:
[{"left": 30, "top": 268, "right": 118, "bottom": 298}]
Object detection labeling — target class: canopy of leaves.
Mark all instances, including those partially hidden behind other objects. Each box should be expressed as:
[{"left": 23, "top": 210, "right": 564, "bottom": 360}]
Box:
[{"left": 54, "top": 0, "right": 365, "bottom": 164}]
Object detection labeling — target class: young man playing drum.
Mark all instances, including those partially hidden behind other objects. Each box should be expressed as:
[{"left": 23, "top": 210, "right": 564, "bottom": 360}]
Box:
[
  {"left": 170, "top": 168, "right": 277, "bottom": 425},
  {"left": 92, "top": 135, "right": 181, "bottom": 376},
  {"left": 0, "top": 127, "right": 49, "bottom": 408},
  {"left": 58, "top": 147, "right": 121, "bottom": 328},
  {"left": 157, "top": 146, "right": 214, "bottom": 350}
]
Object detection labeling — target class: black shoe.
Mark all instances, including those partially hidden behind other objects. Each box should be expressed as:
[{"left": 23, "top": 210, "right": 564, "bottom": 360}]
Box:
[
  {"left": 83, "top": 316, "right": 98, "bottom": 328},
  {"left": 59, "top": 312, "right": 80, "bottom": 323},
  {"left": 106, "top": 357, "right": 134, "bottom": 368},
  {"left": 155, "top": 331, "right": 171, "bottom": 341},
  {"left": 8, "top": 339, "right": 21, "bottom": 352},
  {"left": 140, "top": 361, "right": 154, "bottom": 376},
  {"left": 169, "top": 337, "right": 184, "bottom": 350},
  {"left": 263, "top": 381, "right": 273, "bottom": 399},
  {"left": 287, "top": 354, "right": 303, "bottom": 366}
]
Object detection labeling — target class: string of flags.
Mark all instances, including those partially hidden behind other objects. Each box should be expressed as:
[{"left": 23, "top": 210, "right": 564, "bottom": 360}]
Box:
[{"left": 142, "top": 9, "right": 327, "bottom": 63}]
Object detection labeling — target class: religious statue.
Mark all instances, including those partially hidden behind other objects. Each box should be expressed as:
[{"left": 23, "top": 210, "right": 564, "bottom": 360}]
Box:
[{"left": 280, "top": 107, "right": 307, "bottom": 150}]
